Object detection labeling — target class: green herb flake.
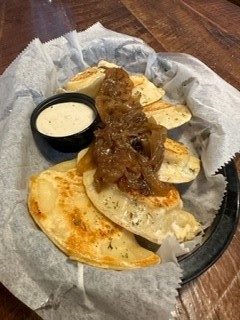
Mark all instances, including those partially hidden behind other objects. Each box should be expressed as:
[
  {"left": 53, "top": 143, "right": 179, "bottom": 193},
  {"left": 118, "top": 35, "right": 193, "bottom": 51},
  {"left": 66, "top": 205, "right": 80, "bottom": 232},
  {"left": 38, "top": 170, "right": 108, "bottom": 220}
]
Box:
[{"left": 108, "top": 241, "right": 113, "bottom": 250}]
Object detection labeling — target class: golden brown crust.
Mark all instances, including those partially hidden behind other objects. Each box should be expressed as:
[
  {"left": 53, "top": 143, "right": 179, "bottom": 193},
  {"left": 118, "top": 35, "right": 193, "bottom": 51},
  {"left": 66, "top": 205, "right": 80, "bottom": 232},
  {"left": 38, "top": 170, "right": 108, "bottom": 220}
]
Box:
[
  {"left": 83, "top": 169, "right": 202, "bottom": 245},
  {"left": 28, "top": 167, "right": 160, "bottom": 270}
]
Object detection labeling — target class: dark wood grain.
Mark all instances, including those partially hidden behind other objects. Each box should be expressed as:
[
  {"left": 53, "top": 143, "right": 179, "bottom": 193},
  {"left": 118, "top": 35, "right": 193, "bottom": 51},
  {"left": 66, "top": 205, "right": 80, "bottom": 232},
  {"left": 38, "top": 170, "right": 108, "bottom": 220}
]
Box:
[
  {"left": 0, "top": 1, "right": 239, "bottom": 319},
  {"left": 121, "top": 0, "right": 240, "bottom": 89},
  {"left": 0, "top": 284, "right": 41, "bottom": 320},
  {"left": 0, "top": 0, "right": 164, "bottom": 73}
]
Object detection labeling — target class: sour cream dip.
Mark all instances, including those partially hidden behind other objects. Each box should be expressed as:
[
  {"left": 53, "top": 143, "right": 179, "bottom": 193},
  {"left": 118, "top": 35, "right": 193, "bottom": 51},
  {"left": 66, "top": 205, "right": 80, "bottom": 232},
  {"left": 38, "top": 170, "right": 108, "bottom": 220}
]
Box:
[{"left": 36, "top": 102, "right": 96, "bottom": 137}]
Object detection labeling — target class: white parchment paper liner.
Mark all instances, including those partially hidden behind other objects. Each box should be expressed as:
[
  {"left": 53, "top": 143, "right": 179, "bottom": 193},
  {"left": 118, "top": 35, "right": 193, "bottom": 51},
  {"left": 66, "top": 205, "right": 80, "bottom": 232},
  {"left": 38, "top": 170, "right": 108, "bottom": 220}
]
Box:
[{"left": 1, "top": 22, "right": 240, "bottom": 320}]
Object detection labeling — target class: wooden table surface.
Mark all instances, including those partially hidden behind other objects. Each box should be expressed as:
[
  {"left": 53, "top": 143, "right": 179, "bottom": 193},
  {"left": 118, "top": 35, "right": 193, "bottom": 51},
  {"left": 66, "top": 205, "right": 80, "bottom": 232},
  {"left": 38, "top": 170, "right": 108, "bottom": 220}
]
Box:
[{"left": 1, "top": 1, "right": 240, "bottom": 319}]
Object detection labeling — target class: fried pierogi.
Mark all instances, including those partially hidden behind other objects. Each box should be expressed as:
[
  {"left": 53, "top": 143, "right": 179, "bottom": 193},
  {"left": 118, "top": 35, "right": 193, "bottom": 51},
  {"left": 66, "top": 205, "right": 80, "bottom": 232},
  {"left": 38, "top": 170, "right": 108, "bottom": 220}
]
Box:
[
  {"left": 159, "top": 139, "right": 200, "bottom": 183},
  {"left": 143, "top": 100, "right": 192, "bottom": 129},
  {"left": 58, "top": 66, "right": 105, "bottom": 98},
  {"left": 83, "top": 169, "right": 202, "bottom": 245},
  {"left": 28, "top": 161, "right": 160, "bottom": 269},
  {"left": 130, "top": 74, "right": 165, "bottom": 106}
]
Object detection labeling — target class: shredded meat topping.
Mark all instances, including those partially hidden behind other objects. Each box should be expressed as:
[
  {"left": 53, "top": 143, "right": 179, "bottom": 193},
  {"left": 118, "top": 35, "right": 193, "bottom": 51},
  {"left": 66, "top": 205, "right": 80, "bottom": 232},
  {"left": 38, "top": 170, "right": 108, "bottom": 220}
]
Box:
[{"left": 93, "top": 67, "right": 170, "bottom": 196}]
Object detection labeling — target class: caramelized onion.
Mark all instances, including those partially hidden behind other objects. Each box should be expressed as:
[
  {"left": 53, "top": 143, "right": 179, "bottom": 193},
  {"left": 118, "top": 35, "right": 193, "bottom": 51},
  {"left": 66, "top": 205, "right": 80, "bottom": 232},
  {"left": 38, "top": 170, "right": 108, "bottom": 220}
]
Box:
[{"left": 93, "top": 67, "right": 170, "bottom": 196}]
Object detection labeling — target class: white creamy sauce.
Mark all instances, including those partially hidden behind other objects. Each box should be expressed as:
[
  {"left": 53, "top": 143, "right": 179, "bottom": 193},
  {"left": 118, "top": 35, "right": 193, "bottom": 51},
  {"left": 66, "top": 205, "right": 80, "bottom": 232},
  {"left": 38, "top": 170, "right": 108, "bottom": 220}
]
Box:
[{"left": 36, "top": 102, "right": 95, "bottom": 137}]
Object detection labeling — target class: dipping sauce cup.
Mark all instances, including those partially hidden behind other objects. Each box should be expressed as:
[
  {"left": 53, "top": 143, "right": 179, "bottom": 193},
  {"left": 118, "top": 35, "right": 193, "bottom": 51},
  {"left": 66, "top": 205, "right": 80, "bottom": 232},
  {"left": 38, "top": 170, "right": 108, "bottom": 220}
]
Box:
[{"left": 31, "top": 93, "right": 99, "bottom": 154}]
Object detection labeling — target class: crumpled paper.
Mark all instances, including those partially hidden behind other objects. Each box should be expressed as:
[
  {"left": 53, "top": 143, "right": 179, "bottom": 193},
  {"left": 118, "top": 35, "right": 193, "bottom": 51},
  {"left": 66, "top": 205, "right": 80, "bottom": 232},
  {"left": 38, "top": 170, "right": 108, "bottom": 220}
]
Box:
[{"left": 1, "top": 22, "right": 240, "bottom": 320}]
